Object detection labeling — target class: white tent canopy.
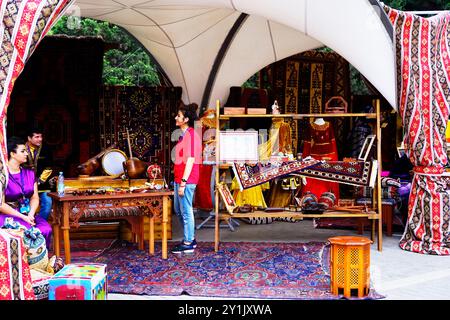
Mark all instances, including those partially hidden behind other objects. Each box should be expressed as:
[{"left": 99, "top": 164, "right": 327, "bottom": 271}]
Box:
[{"left": 73, "top": 0, "right": 396, "bottom": 110}]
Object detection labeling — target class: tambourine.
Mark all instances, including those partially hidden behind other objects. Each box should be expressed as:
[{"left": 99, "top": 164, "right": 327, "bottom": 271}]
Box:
[
  {"left": 102, "top": 149, "right": 128, "bottom": 177},
  {"left": 147, "top": 164, "right": 162, "bottom": 179}
]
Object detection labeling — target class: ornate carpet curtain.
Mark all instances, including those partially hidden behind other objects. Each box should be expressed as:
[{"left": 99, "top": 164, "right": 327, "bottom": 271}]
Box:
[
  {"left": 384, "top": 6, "right": 450, "bottom": 255},
  {"left": 0, "top": 0, "right": 73, "bottom": 201}
]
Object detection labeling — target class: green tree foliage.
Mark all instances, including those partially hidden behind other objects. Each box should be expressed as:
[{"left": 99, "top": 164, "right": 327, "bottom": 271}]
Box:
[
  {"left": 49, "top": 16, "right": 160, "bottom": 86},
  {"left": 383, "top": 0, "right": 449, "bottom": 10}
]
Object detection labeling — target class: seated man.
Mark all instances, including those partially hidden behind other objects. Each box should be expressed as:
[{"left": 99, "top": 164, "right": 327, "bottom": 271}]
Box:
[{"left": 24, "top": 127, "right": 55, "bottom": 221}]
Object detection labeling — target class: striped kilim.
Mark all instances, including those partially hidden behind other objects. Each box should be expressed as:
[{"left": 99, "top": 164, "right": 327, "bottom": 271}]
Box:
[
  {"left": 0, "top": 229, "right": 35, "bottom": 300},
  {"left": 385, "top": 6, "right": 450, "bottom": 255},
  {"left": 0, "top": 0, "right": 73, "bottom": 203}
]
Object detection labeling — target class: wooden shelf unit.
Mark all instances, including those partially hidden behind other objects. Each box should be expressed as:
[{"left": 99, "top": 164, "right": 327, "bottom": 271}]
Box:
[
  {"left": 214, "top": 100, "right": 384, "bottom": 252},
  {"left": 220, "top": 113, "right": 377, "bottom": 120}
]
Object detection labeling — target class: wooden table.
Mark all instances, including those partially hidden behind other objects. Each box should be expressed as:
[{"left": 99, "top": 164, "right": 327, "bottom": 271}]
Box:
[{"left": 48, "top": 191, "right": 173, "bottom": 264}]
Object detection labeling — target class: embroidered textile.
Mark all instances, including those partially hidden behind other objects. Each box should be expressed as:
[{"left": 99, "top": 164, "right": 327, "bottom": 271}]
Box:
[
  {"left": 30, "top": 269, "right": 51, "bottom": 300},
  {"left": 99, "top": 86, "right": 182, "bottom": 180},
  {"left": 233, "top": 160, "right": 376, "bottom": 191},
  {"left": 231, "top": 177, "right": 269, "bottom": 208},
  {"left": 232, "top": 159, "right": 320, "bottom": 190},
  {"left": 0, "top": 0, "right": 73, "bottom": 200},
  {"left": 299, "top": 161, "right": 376, "bottom": 187},
  {"left": 285, "top": 60, "right": 300, "bottom": 144},
  {"left": 0, "top": 229, "right": 35, "bottom": 300},
  {"left": 385, "top": 6, "right": 450, "bottom": 255},
  {"left": 302, "top": 121, "right": 340, "bottom": 200}
]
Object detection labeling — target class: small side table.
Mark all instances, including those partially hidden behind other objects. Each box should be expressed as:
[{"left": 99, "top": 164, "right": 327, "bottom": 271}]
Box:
[{"left": 328, "top": 236, "right": 372, "bottom": 298}]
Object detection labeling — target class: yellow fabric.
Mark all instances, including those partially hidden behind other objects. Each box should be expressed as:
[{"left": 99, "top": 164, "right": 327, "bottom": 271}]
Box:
[
  {"left": 200, "top": 109, "right": 217, "bottom": 129},
  {"left": 39, "top": 169, "right": 52, "bottom": 182},
  {"left": 231, "top": 177, "right": 269, "bottom": 208},
  {"left": 258, "top": 119, "right": 293, "bottom": 161},
  {"left": 28, "top": 145, "right": 36, "bottom": 161},
  {"left": 267, "top": 181, "right": 292, "bottom": 208}
]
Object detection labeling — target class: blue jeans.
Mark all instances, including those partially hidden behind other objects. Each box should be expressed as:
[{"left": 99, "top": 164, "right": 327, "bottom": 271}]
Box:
[
  {"left": 174, "top": 183, "right": 197, "bottom": 243},
  {"left": 38, "top": 192, "right": 52, "bottom": 221}
]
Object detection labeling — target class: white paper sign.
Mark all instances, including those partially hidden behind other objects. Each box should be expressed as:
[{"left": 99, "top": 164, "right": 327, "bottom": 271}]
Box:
[{"left": 219, "top": 131, "right": 258, "bottom": 162}]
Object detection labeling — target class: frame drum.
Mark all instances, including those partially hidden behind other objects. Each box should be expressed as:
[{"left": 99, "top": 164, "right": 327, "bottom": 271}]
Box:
[{"left": 102, "top": 149, "right": 128, "bottom": 177}]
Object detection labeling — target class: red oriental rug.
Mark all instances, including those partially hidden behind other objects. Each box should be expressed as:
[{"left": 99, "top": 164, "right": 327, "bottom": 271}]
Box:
[
  {"left": 73, "top": 241, "right": 383, "bottom": 300},
  {"left": 233, "top": 160, "right": 377, "bottom": 190},
  {"left": 50, "top": 238, "right": 116, "bottom": 260}
]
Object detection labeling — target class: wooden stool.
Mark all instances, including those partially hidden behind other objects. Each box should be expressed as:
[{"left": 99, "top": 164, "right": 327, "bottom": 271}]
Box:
[{"left": 328, "top": 236, "right": 372, "bottom": 298}]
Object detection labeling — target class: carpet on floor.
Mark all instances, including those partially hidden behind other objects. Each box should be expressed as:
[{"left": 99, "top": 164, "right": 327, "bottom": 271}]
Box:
[
  {"left": 50, "top": 238, "right": 117, "bottom": 259},
  {"left": 72, "top": 240, "right": 383, "bottom": 300}
]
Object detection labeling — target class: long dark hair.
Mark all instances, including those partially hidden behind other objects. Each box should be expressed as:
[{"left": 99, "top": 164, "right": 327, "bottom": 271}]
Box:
[
  {"left": 178, "top": 103, "right": 199, "bottom": 127},
  {"left": 7, "top": 136, "right": 25, "bottom": 160}
]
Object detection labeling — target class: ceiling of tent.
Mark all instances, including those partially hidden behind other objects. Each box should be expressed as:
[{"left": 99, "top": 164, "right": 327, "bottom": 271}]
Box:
[{"left": 73, "top": 0, "right": 396, "bottom": 110}]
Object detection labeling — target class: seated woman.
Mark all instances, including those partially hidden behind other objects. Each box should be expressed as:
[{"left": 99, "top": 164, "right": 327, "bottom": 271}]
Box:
[{"left": 0, "top": 136, "right": 52, "bottom": 247}]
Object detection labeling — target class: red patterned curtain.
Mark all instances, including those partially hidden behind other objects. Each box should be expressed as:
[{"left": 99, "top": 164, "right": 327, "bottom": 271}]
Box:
[
  {"left": 0, "top": 0, "right": 73, "bottom": 200},
  {"left": 384, "top": 6, "right": 450, "bottom": 255}
]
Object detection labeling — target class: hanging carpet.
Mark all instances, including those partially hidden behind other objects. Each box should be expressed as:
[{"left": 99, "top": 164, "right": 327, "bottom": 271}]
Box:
[{"left": 232, "top": 160, "right": 377, "bottom": 190}]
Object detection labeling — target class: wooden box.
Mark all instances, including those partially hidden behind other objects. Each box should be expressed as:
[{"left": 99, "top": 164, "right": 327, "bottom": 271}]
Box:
[
  {"left": 246, "top": 108, "right": 267, "bottom": 115},
  {"left": 338, "top": 199, "right": 355, "bottom": 207},
  {"left": 49, "top": 263, "right": 107, "bottom": 300},
  {"left": 224, "top": 107, "right": 246, "bottom": 115}
]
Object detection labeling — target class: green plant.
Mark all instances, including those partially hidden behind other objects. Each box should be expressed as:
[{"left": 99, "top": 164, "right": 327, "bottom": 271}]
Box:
[{"left": 49, "top": 16, "right": 160, "bottom": 86}]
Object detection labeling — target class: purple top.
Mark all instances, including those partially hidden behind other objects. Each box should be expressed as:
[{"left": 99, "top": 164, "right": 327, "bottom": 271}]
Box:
[{"left": 5, "top": 168, "right": 36, "bottom": 203}]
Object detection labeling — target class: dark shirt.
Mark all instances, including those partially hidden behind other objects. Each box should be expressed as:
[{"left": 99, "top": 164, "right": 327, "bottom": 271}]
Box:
[{"left": 24, "top": 143, "right": 55, "bottom": 192}]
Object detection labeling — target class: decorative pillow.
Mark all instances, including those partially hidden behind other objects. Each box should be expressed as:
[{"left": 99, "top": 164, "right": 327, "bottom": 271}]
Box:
[
  {"left": 297, "top": 192, "right": 318, "bottom": 209},
  {"left": 23, "top": 227, "right": 49, "bottom": 272},
  {"left": 30, "top": 269, "right": 52, "bottom": 300},
  {"left": 318, "top": 192, "right": 337, "bottom": 210}
]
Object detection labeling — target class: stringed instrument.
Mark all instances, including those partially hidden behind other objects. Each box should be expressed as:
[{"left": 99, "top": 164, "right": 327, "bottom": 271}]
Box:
[
  {"left": 76, "top": 144, "right": 117, "bottom": 176},
  {"left": 122, "top": 128, "right": 148, "bottom": 179}
]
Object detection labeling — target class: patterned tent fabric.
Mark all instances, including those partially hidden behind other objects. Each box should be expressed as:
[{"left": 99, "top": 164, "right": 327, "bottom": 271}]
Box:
[
  {"left": 0, "top": 0, "right": 73, "bottom": 201},
  {"left": 0, "top": 229, "right": 35, "bottom": 300},
  {"left": 384, "top": 6, "right": 450, "bottom": 255}
]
